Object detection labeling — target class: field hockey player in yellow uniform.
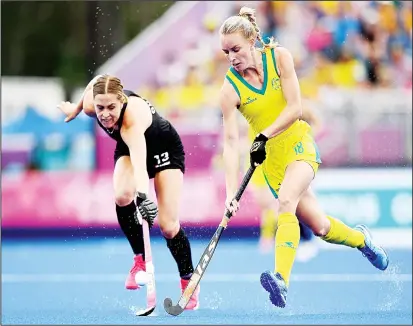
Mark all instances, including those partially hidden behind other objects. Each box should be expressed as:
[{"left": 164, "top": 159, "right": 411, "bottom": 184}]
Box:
[{"left": 218, "top": 6, "right": 389, "bottom": 308}]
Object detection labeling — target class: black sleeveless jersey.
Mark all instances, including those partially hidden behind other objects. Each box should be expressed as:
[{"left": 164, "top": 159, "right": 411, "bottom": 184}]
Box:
[
  {"left": 96, "top": 90, "right": 169, "bottom": 146},
  {"left": 95, "top": 90, "right": 185, "bottom": 178}
]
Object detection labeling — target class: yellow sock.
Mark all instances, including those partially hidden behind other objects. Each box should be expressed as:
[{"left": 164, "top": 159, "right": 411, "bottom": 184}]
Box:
[
  {"left": 275, "top": 212, "right": 300, "bottom": 287},
  {"left": 321, "top": 216, "right": 365, "bottom": 248},
  {"left": 260, "top": 209, "right": 277, "bottom": 239}
]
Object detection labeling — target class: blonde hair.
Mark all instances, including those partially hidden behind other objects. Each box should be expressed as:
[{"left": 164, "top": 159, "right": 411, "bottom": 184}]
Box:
[
  {"left": 93, "top": 74, "right": 127, "bottom": 102},
  {"left": 219, "top": 6, "right": 277, "bottom": 52}
]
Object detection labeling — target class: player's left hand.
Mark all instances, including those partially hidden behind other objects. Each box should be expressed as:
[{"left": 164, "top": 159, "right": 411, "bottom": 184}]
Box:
[
  {"left": 225, "top": 197, "right": 240, "bottom": 216},
  {"left": 250, "top": 133, "right": 268, "bottom": 166},
  {"left": 57, "top": 101, "right": 81, "bottom": 123},
  {"left": 135, "top": 192, "right": 158, "bottom": 228}
]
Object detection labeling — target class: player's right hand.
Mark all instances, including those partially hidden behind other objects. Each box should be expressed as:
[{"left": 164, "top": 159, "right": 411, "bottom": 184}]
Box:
[
  {"left": 135, "top": 192, "right": 158, "bottom": 228},
  {"left": 225, "top": 197, "right": 240, "bottom": 216},
  {"left": 57, "top": 101, "right": 80, "bottom": 123}
]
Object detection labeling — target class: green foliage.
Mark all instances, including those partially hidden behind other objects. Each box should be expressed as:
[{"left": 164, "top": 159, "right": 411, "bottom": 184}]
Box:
[{"left": 1, "top": 1, "right": 174, "bottom": 89}]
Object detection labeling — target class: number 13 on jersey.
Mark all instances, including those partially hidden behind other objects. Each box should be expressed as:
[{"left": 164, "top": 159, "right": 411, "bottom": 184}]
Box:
[{"left": 154, "top": 152, "right": 170, "bottom": 168}]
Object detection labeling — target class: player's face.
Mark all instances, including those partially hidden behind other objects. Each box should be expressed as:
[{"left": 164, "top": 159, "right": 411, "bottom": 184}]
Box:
[
  {"left": 94, "top": 93, "right": 123, "bottom": 129},
  {"left": 221, "top": 32, "right": 254, "bottom": 72}
]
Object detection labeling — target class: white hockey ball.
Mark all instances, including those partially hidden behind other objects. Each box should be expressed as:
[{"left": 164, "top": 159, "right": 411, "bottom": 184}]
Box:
[{"left": 135, "top": 271, "right": 150, "bottom": 286}]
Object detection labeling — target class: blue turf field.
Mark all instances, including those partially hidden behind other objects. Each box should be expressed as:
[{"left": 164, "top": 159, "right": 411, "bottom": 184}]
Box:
[{"left": 2, "top": 237, "right": 412, "bottom": 325}]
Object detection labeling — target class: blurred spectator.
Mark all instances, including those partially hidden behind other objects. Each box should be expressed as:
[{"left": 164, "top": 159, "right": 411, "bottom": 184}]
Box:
[
  {"left": 142, "top": 0, "right": 412, "bottom": 118},
  {"left": 306, "top": 17, "right": 334, "bottom": 58},
  {"left": 331, "top": 2, "right": 361, "bottom": 56},
  {"left": 383, "top": 41, "right": 413, "bottom": 88}
]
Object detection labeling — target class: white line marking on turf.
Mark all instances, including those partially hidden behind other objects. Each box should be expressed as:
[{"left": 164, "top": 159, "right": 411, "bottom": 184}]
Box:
[{"left": 2, "top": 273, "right": 411, "bottom": 283}]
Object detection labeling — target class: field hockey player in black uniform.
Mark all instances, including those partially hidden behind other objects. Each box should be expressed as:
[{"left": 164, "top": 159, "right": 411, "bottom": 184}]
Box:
[{"left": 57, "top": 74, "right": 200, "bottom": 310}]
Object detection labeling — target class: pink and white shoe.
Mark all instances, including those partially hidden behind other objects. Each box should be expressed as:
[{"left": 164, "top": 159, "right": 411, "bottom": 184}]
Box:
[
  {"left": 180, "top": 278, "right": 200, "bottom": 310},
  {"left": 125, "top": 254, "right": 146, "bottom": 290}
]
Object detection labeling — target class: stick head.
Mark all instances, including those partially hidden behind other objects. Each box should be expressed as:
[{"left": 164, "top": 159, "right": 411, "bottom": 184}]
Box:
[
  {"left": 135, "top": 306, "right": 155, "bottom": 316},
  {"left": 163, "top": 298, "right": 184, "bottom": 316}
]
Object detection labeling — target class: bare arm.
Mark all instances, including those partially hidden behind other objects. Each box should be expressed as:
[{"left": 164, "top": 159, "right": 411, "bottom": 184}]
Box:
[
  {"left": 120, "top": 97, "right": 153, "bottom": 194},
  {"left": 220, "top": 79, "right": 241, "bottom": 199},
  {"left": 58, "top": 75, "right": 101, "bottom": 122},
  {"left": 261, "top": 47, "right": 302, "bottom": 139},
  {"left": 80, "top": 88, "right": 97, "bottom": 117},
  {"left": 77, "top": 75, "right": 104, "bottom": 117}
]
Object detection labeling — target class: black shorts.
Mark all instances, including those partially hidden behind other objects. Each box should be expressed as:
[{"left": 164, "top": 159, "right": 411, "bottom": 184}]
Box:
[{"left": 114, "top": 120, "right": 185, "bottom": 179}]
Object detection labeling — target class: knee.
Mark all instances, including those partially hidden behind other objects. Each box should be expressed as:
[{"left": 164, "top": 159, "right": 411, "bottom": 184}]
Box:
[
  {"left": 115, "top": 189, "right": 135, "bottom": 207},
  {"left": 160, "top": 220, "right": 180, "bottom": 239},
  {"left": 159, "top": 210, "right": 180, "bottom": 238},
  {"left": 311, "top": 218, "right": 330, "bottom": 237},
  {"left": 278, "top": 195, "right": 298, "bottom": 213}
]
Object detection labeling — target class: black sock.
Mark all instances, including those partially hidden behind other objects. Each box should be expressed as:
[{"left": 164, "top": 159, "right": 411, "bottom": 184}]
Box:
[
  {"left": 165, "top": 227, "right": 194, "bottom": 278},
  {"left": 116, "top": 201, "right": 145, "bottom": 259}
]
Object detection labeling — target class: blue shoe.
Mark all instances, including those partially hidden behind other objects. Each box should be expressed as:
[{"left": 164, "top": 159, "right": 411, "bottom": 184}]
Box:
[
  {"left": 260, "top": 271, "right": 287, "bottom": 308},
  {"left": 354, "top": 224, "right": 389, "bottom": 271}
]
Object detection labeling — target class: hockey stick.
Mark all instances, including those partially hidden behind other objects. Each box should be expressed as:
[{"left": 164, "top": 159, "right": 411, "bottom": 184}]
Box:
[
  {"left": 135, "top": 218, "right": 156, "bottom": 316},
  {"left": 163, "top": 165, "right": 256, "bottom": 316}
]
